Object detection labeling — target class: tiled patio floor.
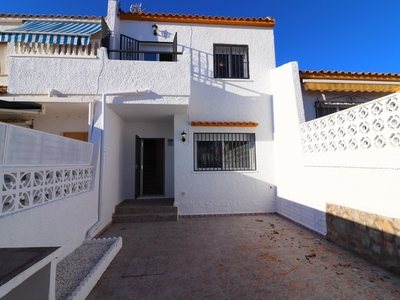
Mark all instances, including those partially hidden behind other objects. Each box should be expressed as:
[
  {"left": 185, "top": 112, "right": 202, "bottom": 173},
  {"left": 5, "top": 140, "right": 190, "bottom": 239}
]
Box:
[{"left": 88, "top": 215, "right": 400, "bottom": 300}]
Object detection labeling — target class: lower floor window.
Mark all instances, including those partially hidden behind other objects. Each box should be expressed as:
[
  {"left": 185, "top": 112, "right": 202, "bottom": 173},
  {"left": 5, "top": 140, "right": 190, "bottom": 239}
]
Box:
[{"left": 194, "top": 133, "right": 256, "bottom": 171}]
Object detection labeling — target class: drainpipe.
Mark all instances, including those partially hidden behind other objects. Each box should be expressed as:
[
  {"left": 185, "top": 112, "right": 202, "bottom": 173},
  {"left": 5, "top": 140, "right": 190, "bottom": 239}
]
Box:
[{"left": 86, "top": 89, "right": 150, "bottom": 239}]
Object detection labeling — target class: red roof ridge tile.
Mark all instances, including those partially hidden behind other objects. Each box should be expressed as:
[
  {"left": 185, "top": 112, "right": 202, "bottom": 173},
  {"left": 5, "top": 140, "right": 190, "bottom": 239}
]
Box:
[{"left": 120, "top": 11, "right": 275, "bottom": 27}]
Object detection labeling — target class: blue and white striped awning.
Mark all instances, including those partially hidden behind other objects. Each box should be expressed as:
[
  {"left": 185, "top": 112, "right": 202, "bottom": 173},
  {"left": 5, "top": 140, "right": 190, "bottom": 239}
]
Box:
[{"left": 0, "top": 20, "right": 102, "bottom": 45}]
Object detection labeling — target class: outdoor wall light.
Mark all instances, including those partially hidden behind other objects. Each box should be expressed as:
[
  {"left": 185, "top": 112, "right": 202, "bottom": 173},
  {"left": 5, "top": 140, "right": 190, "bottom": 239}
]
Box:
[
  {"left": 181, "top": 131, "right": 187, "bottom": 142},
  {"left": 152, "top": 24, "right": 158, "bottom": 36}
]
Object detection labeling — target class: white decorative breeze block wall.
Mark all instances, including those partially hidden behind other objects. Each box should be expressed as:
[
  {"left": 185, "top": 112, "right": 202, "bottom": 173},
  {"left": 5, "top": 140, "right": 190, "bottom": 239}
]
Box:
[
  {"left": 300, "top": 93, "right": 400, "bottom": 169},
  {"left": 1, "top": 167, "right": 93, "bottom": 217}
]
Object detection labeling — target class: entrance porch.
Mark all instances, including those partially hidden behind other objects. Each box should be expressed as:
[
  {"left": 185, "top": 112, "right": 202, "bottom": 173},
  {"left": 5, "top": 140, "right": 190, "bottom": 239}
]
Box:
[{"left": 103, "top": 102, "right": 186, "bottom": 203}]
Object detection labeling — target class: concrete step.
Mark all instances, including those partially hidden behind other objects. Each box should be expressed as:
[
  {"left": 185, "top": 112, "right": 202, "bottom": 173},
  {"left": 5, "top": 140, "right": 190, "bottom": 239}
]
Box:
[
  {"left": 112, "top": 212, "right": 178, "bottom": 223},
  {"left": 56, "top": 237, "right": 122, "bottom": 300},
  {"left": 120, "top": 198, "right": 175, "bottom": 206},
  {"left": 115, "top": 205, "right": 177, "bottom": 215}
]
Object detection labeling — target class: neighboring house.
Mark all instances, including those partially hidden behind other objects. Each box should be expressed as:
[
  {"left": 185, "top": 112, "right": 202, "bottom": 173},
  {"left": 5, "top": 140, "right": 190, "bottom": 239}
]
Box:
[
  {"left": 300, "top": 70, "right": 400, "bottom": 121},
  {"left": 0, "top": 13, "right": 108, "bottom": 139}
]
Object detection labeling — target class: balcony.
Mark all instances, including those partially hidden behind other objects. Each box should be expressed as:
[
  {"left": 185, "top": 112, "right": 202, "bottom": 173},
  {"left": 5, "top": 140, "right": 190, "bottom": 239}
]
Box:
[
  {"left": 108, "top": 33, "right": 182, "bottom": 62},
  {"left": 7, "top": 42, "right": 190, "bottom": 104}
]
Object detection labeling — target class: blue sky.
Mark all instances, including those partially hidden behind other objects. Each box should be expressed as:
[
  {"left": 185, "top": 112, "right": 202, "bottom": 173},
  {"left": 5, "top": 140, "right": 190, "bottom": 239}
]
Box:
[{"left": 2, "top": 0, "right": 400, "bottom": 73}]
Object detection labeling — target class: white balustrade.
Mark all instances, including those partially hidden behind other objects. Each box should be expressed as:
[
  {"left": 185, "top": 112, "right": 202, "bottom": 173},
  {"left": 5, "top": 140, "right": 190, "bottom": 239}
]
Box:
[
  {"left": 300, "top": 93, "right": 400, "bottom": 168},
  {"left": 0, "top": 123, "right": 94, "bottom": 217},
  {"left": 12, "top": 41, "right": 99, "bottom": 57}
]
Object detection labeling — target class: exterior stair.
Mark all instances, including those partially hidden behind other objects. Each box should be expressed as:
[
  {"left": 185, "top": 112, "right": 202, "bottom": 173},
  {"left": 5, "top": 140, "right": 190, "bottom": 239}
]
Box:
[{"left": 112, "top": 198, "right": 177, "bottom": 223}]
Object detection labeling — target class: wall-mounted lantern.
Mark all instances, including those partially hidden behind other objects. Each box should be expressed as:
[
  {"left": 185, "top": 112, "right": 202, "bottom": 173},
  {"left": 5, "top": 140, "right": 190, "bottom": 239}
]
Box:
[
  {"left": 152, "top": 24, "right": 158, "bottom": 36},
  {"left": 181, "top": 131, "right": 187, "bottom": 142}
]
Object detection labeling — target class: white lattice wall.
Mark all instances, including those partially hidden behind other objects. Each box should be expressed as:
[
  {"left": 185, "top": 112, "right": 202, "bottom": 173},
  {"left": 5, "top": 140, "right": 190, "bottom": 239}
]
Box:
[
  {"left": 1, "top": 167, "right": 93, "bottom": 216},
  {"left": 300, "top": 93, "right": 400, "bottom": 169}
]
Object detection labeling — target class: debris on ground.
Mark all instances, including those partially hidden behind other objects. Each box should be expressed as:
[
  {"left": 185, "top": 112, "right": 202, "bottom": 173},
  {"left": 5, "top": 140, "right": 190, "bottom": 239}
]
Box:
[
  {"left": 305, "top": 253, "right": 316, "bottom": 263},
  {"left": 256, "top": 219, "right": 264, "bottom": 222}
]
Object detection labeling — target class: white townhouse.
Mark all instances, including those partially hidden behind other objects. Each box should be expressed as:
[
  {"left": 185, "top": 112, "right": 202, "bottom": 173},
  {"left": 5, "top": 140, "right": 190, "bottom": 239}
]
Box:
[{"left": 1, "top": 0, "right": 277, "bottom": 219}]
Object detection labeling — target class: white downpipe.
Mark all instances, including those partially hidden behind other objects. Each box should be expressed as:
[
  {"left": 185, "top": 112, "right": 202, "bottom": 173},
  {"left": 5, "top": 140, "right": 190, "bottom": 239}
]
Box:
[{"left": 86, "top": 89, "right": 150, "bottom": 238}]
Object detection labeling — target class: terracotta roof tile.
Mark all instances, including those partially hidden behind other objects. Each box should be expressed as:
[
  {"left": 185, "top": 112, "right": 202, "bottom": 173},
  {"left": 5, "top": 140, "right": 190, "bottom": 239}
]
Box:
[
  {"left": 0, "top": 13, "right": 101, "bottom": 21},
  {"left": 300, "top": 70, "right": 400, "bottom": 82},
  {"left": 120, "top": 12, "right": 275, "bottom": 28},
  {"left": 191, "top": 121, "right": 259, "bottom": 127},
  {"left": 0, "top": 86, "right": 7, "bottom": 95}
]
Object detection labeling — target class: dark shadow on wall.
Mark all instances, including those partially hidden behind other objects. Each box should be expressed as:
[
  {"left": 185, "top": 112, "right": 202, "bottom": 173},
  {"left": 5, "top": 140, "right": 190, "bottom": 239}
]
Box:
[
  {"left": 326, "top": 209, "right": 400, "bottom": 275},
  {"left": 186, "top": 45, "right": 266, "bottom": 96},
  {"left": 276, "top": 196, "right": 400, "bottom": 275}
]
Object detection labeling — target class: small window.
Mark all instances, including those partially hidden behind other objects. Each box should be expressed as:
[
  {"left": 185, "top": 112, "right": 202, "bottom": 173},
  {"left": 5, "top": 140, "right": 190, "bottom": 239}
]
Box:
[
  {"left": 315, "top": 101, "right": 361, "bottom": 118},
  {"left": 194, "top": 133, "right": 256, "bottom": 171},
  {"left": 214, "top": 44, "right": 249, "bottom": 79}
]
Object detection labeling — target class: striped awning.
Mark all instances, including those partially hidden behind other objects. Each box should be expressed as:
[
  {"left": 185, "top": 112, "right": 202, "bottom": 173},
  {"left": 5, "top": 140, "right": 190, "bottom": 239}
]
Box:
[{"left": 0, "top": 20, "right": 102, "bottom": 45}]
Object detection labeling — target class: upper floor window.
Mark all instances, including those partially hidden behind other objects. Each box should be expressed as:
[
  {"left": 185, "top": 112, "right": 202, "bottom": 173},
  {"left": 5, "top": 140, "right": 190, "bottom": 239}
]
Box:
[{"left": 214, "top": 44, "right": 249, "bottom": 79}]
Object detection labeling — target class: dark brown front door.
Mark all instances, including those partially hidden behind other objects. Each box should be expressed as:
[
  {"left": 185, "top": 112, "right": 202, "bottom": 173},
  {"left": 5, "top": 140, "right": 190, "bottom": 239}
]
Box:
[{"left": 135, "top": 137, "right": 165, "bottom": 198}]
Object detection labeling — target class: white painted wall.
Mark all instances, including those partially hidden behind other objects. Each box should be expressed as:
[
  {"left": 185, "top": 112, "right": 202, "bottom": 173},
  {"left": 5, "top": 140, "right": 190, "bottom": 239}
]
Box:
[
  {"left": 174, "top": 114, "right": 276, "bottom": 215},
  {"left": 33, "top": 103, "right": 89, "bottom": 136},
  {"left": 0, "top": 189, "right": 98, "bottom": 261},
  {"left": 272, "top": 62, "right": 400, "bottom": 235},
  {"left": 8, "top": 49, "right": 190, "bottom": 103},
  {"left": 98, "top": 105, "right": 125, "bottom": 228}
]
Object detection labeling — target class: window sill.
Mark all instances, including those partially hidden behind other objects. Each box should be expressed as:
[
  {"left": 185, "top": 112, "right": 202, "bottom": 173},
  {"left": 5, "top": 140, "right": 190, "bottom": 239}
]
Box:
[
  {"left": 214, "top": 78, "right": 252, "bottom": 82},
  {"left": 192, "top": 170, "right": 258, "bottom": 174}
]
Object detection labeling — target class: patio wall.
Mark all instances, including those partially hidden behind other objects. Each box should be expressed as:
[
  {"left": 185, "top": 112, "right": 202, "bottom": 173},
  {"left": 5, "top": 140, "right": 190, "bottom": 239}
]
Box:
[
  {"left": 271, "top": 62, "right": 400, "bottom": 272},
  {"left": 0, "top": 123, "right": 98, "bottom": 260},
  {"left": 89, "top": 103, "right": 125, "bottom": 236}
]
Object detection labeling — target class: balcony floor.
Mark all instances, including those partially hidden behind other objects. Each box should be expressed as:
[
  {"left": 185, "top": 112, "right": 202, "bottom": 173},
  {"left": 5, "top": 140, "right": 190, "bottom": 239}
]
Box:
[{"left": 88, "top": 214, "right": 400, "bottom": 299}]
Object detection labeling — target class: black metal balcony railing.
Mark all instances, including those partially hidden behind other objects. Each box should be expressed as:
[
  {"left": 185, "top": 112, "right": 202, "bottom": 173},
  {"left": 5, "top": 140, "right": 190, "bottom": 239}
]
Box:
[{"left": 108, "top": 33, "right": 183, "bottom": 62}]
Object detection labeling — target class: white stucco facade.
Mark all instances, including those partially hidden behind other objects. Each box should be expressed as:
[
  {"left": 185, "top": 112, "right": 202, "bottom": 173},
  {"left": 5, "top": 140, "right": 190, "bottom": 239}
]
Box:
[{"left": 1, "top": 0, "right": 399, "bottom": 260}]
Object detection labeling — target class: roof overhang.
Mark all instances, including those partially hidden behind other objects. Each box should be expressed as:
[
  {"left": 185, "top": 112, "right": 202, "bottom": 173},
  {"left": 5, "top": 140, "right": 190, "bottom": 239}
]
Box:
[
  {"left": 302, "top": 79, "right": 400, "bottom": 93},
  {"left": 191, "top": 121, "right": 259, "bottom": 127},
  {"left": 300, "top": 70, "right": 400, "bottom": 93},
  {"left": 0, "top": 100, "right": 43, "bottom": 114},
  {"left": 119, "top": 12, "right": 275, "bottom": 28}
]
